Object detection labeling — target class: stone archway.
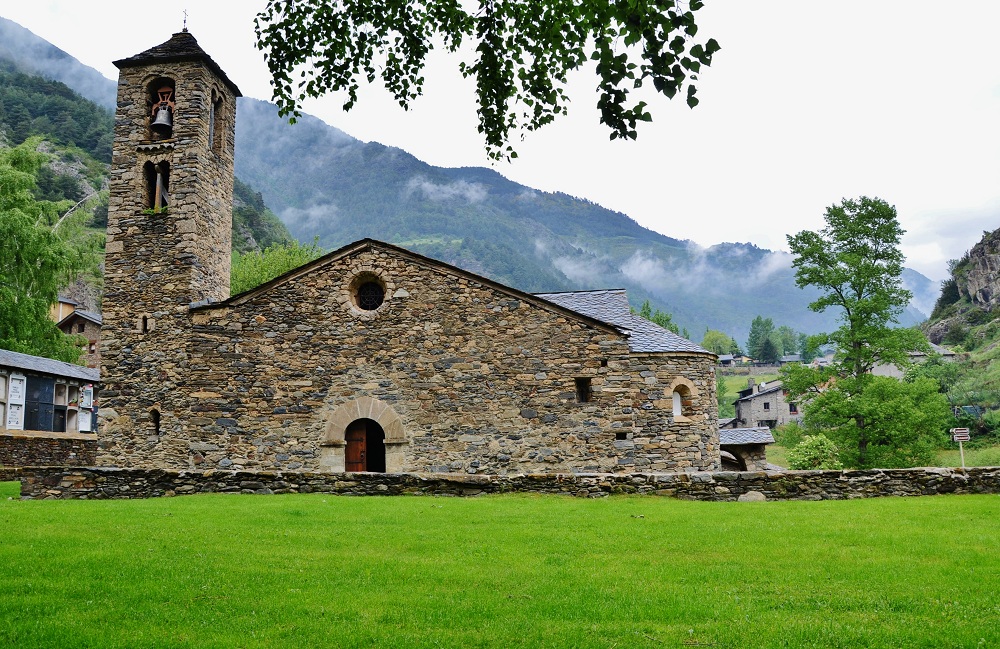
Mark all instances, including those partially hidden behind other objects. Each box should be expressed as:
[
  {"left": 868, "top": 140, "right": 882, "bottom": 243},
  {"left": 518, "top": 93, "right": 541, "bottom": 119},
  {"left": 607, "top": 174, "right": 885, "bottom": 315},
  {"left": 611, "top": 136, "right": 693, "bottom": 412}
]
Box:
[{"left": 319, "top": 397, "right": 406, "bottom": 473}]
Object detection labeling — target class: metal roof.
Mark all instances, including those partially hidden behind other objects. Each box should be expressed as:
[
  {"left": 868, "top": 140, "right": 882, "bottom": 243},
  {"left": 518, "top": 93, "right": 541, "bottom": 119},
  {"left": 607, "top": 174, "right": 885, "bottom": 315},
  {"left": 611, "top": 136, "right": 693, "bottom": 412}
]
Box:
[
  {"left": 533, "top": 289, "right": 711, "bottom": 354},
  {"left": 0, "top": 349, "right": 99, "bottom": 383},
  {"left": 720, "top": 427, "right": 775, "bottom": 445}
]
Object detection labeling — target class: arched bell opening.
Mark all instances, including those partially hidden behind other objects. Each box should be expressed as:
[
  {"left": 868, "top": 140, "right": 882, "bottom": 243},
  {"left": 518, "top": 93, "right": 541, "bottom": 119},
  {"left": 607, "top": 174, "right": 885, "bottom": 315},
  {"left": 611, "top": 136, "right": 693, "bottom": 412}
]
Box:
[
  {"left": 147, "top": 77, "right": 176, "bottom": 140},
  {"left": 143, "top": 161, "right": 169, "bottom": 210}
]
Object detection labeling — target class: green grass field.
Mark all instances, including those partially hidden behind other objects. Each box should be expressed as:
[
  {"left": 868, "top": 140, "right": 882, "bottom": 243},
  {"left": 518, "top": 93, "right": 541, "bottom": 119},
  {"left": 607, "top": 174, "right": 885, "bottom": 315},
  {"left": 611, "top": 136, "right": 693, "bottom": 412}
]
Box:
[{"left": 1, "top": 486, "right": 998, "bottom": 648}]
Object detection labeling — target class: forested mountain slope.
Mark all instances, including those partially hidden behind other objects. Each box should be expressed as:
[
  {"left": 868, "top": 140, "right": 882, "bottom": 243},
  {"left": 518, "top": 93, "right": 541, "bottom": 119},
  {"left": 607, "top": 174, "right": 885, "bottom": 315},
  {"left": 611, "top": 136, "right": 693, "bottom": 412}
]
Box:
[{"left": 1, "top": 16, "right": 935, "bottom": 343}]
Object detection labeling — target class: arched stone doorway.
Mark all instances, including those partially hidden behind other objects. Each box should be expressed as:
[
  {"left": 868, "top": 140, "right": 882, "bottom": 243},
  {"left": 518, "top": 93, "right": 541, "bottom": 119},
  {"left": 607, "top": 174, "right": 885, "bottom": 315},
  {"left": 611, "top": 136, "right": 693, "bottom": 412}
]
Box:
[
  {"left": 320, "top": 397, "right": 406, "bottom": 473},
  {"left": 345, "top": 418, "right": 386, "bottom": 473},
  {"left": 721, "top": 450, "right": 747, "bottom": 472}
]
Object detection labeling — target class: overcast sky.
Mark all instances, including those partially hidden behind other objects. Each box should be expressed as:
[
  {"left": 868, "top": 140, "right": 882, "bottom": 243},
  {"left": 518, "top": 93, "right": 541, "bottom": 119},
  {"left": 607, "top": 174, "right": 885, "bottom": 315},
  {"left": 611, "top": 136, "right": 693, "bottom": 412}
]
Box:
[{"left": 6, "top": 1, "right": 1000, "bottom": 281}]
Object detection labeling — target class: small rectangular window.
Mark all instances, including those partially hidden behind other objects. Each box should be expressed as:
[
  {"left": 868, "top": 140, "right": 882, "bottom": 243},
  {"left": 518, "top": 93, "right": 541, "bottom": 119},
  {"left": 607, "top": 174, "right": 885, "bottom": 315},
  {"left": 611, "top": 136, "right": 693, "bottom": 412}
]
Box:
[
  {"left": 763, "top": 402, "right": 770, "bottom": 410},
  {"left": 615, "top": 432, "right": 628, "bottom": 440},
  {"left": 789, "top": 402, "right": 798, "bottom": 414},
  {"left": 574, "top": 377, "right": 592, "bottom": 403}
]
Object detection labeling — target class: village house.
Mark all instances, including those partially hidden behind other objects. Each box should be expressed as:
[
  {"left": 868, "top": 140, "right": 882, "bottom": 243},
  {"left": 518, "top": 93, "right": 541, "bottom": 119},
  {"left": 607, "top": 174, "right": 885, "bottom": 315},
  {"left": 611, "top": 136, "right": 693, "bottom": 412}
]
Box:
[
  {"left": 731, "top": 378, "right": 802, "bottom": 430},
  {"left": 96, "top": 30, "right": 723, "bottom": 476},
  {"left": 56, "top": 309, "right": 103, "bottom": 369}
]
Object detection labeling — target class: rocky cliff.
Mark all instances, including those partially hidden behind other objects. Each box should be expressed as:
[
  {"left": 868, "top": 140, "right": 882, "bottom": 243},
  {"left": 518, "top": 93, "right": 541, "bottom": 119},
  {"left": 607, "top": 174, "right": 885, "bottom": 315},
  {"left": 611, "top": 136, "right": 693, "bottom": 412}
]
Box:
[{"left": 958, "top": 228, "right": 1000, "bottom": 309}]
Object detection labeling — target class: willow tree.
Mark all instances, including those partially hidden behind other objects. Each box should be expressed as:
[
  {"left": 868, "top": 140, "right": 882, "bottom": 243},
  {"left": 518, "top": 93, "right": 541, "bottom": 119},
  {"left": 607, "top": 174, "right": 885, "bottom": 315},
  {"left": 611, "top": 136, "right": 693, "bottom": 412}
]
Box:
[
  {"left": 255, "top": 0, "right": 720, "bottom": 159},
  {"left": 0, "top": 141, "right": 86, "bottom": 363}
]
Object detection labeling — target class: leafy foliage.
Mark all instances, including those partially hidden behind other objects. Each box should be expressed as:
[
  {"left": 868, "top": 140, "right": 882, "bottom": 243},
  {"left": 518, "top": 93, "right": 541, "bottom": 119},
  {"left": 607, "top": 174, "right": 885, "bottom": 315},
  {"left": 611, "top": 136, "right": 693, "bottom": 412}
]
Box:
[
  {"left": 783, "top": 197, "right": 948, "bottom": 468},
  {"left": 745, "top": 315, "right": 774, "bottom": 360},
  {"left": 232, "top": 177, "right": 295, "bottom": 253},
  {"left": 0, "top": 59, "right": 113, "bottom": 161},
  {"left": 231, "top": 239, "right": 325, "bottom": 296},
  {"left": 788, "top": 197, "right": 925, "bottom": 377},
  {"left": 786, "top": 434, "right": 843, "bottom": 470},
  {"left": 0, "top": 141, "right": 88, "bottom": 362},
  {"left": 637, "top": 299, "right": 679, "bottom": 334},
  {"left": 254, "top": 0, "right": 720, "bottom": 159},
  {"left": 797, "top": 375, "right": 949, "bottom": 468},
  {"left": 700, "top": 329, "right": 736, "bottom": 355}
]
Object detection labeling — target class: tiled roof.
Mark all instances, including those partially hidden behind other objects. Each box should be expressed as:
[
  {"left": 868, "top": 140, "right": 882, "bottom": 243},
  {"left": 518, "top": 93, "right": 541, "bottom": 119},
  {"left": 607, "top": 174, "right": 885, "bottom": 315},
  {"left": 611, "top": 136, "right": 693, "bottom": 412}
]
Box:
[
  {"left": 113, "top": 30, "right": 241, "bottom": 96},
  {"left": 534, "top": 289, "right": 711, "bottom": 354},
  {"left": 0, "top": 349, "right": 99, "bottom": 382},
  {"left": 720, "top": 427, "right": 775, "bottom": 445}
]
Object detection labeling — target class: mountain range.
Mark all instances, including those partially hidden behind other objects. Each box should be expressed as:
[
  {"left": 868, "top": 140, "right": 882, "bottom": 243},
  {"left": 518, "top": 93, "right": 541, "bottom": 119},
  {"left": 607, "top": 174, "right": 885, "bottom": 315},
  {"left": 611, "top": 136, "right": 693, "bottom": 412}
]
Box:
[{"left": 0, "top": 16, "right": 938, "bottom": 345}]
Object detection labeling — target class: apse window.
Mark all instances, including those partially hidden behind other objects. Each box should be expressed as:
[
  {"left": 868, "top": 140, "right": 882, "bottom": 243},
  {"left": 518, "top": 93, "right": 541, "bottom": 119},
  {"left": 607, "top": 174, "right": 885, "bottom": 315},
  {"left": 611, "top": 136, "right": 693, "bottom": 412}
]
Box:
[{"left": 574, "top": 377, "right": 592, "bottom": 403}]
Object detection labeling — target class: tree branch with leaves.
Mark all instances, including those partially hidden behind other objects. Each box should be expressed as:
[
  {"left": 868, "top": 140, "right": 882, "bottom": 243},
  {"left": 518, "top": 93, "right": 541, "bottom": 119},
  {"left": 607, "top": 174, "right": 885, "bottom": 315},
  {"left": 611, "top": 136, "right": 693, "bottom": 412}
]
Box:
[{"left": 255, "top": 0, "right": 720, "bottom": 160}]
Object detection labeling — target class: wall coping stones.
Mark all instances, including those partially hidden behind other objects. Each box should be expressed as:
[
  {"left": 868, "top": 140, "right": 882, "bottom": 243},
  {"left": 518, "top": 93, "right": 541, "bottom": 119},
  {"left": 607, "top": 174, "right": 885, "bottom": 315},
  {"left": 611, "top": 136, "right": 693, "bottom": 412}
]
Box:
[{"left": 10, "top": 466, "right": 1000, "bottom": 501}]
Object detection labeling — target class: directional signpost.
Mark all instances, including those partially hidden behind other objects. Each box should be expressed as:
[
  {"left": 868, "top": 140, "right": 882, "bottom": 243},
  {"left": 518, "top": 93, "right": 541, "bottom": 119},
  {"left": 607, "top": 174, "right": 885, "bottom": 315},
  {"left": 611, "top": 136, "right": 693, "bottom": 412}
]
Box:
[{"left": 950, "top": 428, "right": 971, "bottom": 469}]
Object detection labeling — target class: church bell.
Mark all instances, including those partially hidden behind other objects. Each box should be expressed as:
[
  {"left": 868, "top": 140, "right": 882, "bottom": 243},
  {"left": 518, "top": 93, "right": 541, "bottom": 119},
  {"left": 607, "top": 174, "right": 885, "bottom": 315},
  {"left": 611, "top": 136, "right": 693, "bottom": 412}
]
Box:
[{"left": 151, "top": 106, "right": 173, "bottom": 134}]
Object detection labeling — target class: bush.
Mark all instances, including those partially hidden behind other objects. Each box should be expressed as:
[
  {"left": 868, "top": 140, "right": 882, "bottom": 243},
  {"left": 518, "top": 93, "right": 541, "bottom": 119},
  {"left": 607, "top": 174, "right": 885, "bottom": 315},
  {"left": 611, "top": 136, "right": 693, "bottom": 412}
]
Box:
[
  {"left": 773, "top": 421, "right": 805, "bottom": 449},
  {"left": 787, "top": 434, "right": 843, "bottom": 470}
]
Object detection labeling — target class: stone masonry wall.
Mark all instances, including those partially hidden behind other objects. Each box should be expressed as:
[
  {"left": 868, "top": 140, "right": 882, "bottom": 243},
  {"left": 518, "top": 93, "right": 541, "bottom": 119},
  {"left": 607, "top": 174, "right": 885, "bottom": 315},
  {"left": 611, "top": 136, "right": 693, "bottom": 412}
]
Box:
[
  {"left": 101, "top": 56, "right": 237, "bottom": 453},
  {"left": 98, "top": 245, "right": 719, "bottom": 475},
  {"left": 14, "top": 466, "right": 1000, "bottom": 501},
  {"left": 0, "top": 432, "right": 97, "bottom": 468}
]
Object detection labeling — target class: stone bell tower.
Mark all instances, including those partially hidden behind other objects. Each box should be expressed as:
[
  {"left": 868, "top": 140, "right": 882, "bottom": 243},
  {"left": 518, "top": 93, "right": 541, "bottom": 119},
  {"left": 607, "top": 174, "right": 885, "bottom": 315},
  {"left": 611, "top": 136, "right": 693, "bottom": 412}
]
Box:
[{"left": 99, "top": 30, "right": 240, "bottom": 465}]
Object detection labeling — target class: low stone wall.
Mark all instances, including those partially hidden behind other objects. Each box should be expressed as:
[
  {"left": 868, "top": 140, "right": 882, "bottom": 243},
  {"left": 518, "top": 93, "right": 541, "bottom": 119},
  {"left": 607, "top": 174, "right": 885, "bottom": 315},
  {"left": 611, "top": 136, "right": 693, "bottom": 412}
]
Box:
[
  {"left": 0, "top": 431, "right": 97, "bottom": 469},
  {"left": 0, "top": 467, "right": 21, "bottom": 483},
  {"left": 14, "top": 465, "right": 1000, "bottom": 500}
]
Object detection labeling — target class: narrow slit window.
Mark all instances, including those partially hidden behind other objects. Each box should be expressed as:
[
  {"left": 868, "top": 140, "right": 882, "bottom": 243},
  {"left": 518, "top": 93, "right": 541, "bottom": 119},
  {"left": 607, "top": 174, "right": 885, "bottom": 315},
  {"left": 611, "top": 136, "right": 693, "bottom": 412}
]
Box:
[
  {"left": 151, "top": 409, "right": 161, "bottom": 436},
  {"left": 574, "top": 377, "right": 592, "bottom": 403}
]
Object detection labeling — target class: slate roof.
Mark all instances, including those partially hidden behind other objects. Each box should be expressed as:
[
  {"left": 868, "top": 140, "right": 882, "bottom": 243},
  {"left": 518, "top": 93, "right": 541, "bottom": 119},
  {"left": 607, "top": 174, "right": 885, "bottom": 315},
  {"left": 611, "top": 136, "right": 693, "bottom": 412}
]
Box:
[
  {"left": 0, "top": 349, "right": 99, "bottom": 383},
  {"left": 57, "top": 310, "right": 102, "bottom": 328},
  {"left": 534, "top": 289, "right": 711, "bottom": 355},
  {"left": 719, "top": 427, "right": 775, "bottom": 445},
  {"left": 735, "top": 381, "right": 785, "bottom": 402},
  {"left": 114, "top": 30, "right": 241, "bottom": 96}
]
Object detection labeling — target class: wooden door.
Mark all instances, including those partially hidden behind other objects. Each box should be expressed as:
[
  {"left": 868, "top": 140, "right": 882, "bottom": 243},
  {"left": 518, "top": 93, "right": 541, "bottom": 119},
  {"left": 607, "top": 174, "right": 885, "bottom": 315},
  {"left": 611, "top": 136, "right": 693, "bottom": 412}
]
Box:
[{"left": 345, "top": 421, "right": 367, "bottom": 472}]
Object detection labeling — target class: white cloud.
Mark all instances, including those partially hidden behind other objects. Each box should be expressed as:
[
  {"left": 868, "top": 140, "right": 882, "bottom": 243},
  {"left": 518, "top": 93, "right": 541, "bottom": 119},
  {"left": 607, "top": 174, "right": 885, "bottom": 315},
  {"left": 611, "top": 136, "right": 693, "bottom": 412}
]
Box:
[{"left": 405, "top": 177, "right": 487, "bottom": 203}]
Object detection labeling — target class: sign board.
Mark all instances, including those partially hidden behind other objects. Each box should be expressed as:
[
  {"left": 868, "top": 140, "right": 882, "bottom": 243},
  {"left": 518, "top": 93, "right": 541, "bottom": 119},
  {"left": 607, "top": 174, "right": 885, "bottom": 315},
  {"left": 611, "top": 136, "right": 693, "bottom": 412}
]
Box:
[
  {"left": 6, "top": 374, "right": 25, "bottom": 430},
  {"left": 950, "top": 427, "right": 971, "bottom": 442},
  {"left": 81, "top": 385, "right": 94, "bottom": 409}
]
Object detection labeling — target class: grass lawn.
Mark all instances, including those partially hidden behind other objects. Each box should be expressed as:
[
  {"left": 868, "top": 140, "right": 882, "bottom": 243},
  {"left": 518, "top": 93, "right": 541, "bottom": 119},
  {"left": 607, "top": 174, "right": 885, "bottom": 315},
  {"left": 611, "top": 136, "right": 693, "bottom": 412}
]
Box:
[
  {"left": 1, "top": 487, "right": 999, "bottom": 648},
  {"left": 936, "top": 444, "right": 1000, "bottom": 468}
]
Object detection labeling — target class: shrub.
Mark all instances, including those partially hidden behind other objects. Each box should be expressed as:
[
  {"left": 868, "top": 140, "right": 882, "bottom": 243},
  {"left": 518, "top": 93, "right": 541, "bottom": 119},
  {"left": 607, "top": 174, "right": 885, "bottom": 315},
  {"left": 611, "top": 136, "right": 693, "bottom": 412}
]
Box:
[
  {"left": 787, "top": 434, "right": 843, "bottom": 470},
  {"left": 773, "top": 421, "right": 805, "bottom": 448}
]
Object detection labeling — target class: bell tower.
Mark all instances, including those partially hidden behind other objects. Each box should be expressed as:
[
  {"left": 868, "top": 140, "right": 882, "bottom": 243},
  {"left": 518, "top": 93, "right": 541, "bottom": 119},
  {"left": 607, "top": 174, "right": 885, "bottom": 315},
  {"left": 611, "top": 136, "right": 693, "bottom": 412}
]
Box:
[{"left": 100, "top": 30, "right": 241, "bottom": 465}]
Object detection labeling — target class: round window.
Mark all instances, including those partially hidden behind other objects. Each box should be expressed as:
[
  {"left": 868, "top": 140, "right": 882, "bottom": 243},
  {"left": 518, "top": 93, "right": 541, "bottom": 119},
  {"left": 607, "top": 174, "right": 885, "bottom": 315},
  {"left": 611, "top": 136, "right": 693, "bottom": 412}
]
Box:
[{"left": 356, "top": 281, "right": 385, "bottom": 311}]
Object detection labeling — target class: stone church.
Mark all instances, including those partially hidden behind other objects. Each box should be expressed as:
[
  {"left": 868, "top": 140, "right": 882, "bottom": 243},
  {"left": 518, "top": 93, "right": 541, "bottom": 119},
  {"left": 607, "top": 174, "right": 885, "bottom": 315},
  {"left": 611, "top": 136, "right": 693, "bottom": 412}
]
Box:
[{"left": 98, "top": 30, "right": 723, "bottom": 475}]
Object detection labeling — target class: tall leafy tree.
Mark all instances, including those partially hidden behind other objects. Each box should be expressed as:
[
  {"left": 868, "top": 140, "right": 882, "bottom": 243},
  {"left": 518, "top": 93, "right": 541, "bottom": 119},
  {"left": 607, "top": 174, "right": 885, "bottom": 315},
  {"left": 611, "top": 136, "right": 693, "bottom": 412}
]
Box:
[
  {"left": 776, "top": 325, "right": 798, "bottom": 356},
  {"left": 0, "top": 140, "right": 86, "bottom": 363},
  {"left": 701, "top": 329, "right": 735, "bottom": 355},
  {"left": 746, "top": 315, "right": 774, "bottom": 360},
  {"left": 758, "top": 337, "right": 780, "bottom": 364},
  {"left": 255, "top": 0, "right": 720, "bottom": 160},
  {"left": 637, "top": 299, "right": 679, "bottom": 334},
  {"left": 783, "top": 196, "right": 945, "bottom": 467}
]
